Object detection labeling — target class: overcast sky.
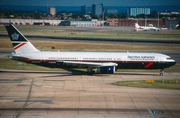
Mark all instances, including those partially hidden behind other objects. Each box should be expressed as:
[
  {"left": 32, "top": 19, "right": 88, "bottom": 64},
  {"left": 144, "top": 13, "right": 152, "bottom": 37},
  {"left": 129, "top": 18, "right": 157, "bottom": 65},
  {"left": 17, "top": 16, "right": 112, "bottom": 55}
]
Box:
[{"left": 1, "top": 0, "right": 180, "bottom": 6}]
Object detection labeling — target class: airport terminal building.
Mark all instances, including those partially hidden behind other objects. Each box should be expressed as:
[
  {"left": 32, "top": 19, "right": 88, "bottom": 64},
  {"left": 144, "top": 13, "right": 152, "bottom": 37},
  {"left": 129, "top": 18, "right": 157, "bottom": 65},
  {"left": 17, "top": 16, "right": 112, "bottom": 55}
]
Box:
[
  {"left": 0, "top": 18, "right": 178, "bottom": 29},
  {"left": 106, "top": 19, "right": 162, "bottom": 27},
  {"left": 0, "top": 18, "right": 61, "bottom": 26},
  {"left": 0, "top": 18, "right": 105, "bottom": 27},
  {"left": 60, "top": 19, "right": 104, "bottom": 27},
  {"left": 106, "top": 18, "right": 179, "bottom": 28}
]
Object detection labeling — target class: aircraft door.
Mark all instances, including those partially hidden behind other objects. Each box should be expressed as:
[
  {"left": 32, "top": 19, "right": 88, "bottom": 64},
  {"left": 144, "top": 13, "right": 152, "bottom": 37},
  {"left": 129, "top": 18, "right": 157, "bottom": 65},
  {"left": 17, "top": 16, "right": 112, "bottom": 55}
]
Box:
[
  {"left": 155, "top": 57, "right": 159, "bottom": 63},
  {"left": 78, "top": 56, "right": 82, "bottom": 62},
  {"left": 123, "top": 56, "right": 127, "bottom": 63},
  {"left": 41, "top": 56, "right": 46, "bottom": 62}
]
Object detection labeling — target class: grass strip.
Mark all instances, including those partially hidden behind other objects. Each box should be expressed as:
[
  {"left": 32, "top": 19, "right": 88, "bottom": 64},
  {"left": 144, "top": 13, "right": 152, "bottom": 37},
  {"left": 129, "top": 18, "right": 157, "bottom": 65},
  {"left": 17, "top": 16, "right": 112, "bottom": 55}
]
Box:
[
  {"left": 113, "top": 79, "right": 180, "bottom": 90},
  {"left": 1, "top": 38, "right": 180, "bottom": 52},
  {"left": 0, "top": 57, "right": 64, "bottom": 71},
  {"left": 0, "top": 25, "right": 180, "bottom": 40}
]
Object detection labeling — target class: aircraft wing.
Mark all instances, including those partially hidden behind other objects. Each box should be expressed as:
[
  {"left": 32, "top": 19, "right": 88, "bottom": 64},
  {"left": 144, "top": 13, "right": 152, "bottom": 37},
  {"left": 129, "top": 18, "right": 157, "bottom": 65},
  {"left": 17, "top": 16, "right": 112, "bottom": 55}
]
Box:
[{"left": 62, "top": 61, "right": 118, "bottom": 67}]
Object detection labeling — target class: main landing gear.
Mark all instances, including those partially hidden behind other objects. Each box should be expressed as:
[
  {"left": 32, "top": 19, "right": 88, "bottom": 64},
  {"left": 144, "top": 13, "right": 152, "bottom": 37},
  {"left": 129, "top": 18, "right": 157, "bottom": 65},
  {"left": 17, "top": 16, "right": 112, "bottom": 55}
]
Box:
[
  {"left": 160, "top": 69, "right": 164, "bottom": 76},
  {"left": 86, "top": 68, "right": 94, "bottom": 75}
]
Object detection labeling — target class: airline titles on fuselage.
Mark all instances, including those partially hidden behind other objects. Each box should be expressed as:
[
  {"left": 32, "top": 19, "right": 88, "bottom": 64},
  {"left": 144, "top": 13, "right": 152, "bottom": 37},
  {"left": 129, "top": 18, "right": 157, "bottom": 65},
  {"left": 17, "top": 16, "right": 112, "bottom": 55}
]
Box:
[{"left": 128, "top": 56, "right": 155, "bottom": 61}]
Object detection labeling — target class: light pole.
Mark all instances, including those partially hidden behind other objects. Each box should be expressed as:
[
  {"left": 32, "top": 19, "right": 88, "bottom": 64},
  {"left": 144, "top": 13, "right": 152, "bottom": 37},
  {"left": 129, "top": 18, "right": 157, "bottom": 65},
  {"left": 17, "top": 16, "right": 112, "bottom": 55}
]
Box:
[
  {"left": 145, "top": 15, "right": 146, "bottom": 27},
  {"left": 158, "top": 12, "right": 159, "bottom": 28},
  {"left": 102, "top": 10, "right": 104, "bottom": 26}
]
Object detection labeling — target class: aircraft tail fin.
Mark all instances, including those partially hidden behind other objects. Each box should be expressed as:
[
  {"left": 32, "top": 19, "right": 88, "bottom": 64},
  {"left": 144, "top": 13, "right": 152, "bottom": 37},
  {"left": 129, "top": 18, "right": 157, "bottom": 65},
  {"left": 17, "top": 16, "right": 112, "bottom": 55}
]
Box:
[
  {"left": 135, "top": 23, "right": 140, "bottom": 28},
  {"left": 5, "top": 24, "right": 39, "bottom": 54}
]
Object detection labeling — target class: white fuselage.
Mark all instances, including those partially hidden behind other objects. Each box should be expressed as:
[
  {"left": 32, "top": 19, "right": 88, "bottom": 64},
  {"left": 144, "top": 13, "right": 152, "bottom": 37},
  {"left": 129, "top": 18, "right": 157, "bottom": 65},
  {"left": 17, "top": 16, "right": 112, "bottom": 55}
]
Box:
[
  {"left": 139, "top": 26, "right": 159, "bottom": 31},
  {"left": 12, "top": 51, "right": 175, "bottom": 70},
  {"left": 5, "top": 23, "right": 176, "bottom": 74},
  {"left": 135, "top": 23, "right": 160, "bottom": 31}
]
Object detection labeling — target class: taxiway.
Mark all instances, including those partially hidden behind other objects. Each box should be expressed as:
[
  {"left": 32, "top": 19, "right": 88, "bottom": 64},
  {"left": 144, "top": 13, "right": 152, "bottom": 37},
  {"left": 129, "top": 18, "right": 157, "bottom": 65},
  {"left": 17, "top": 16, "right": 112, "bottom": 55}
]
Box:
[{"left": 0, "top": 71, "right": 180, "bottom": 118}]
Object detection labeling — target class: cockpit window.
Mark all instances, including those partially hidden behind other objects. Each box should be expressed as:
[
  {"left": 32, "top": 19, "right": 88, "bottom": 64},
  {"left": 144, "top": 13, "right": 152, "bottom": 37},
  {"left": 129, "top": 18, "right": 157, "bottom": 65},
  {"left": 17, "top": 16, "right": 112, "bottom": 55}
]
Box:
[{"left": 166, "top": 58, "right": 173, "bottom": 60}]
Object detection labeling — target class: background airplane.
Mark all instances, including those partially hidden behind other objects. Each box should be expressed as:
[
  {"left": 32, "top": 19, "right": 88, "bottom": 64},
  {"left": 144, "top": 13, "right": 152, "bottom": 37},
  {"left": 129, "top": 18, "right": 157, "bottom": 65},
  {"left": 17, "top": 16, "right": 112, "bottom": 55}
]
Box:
[
  {"left": 5, "top": 24, "right": 175, "bottom": 75},
  {"left": 134, "top": 23, "right": 160, "bottom": 31}
]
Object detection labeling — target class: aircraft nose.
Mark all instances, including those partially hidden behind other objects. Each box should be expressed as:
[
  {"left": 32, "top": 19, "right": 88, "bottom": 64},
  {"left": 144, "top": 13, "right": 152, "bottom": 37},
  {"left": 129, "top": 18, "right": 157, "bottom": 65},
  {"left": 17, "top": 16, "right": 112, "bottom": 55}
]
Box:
[
  {"left": 170, "top": 60, "right": 176, "bottom": 66},
  {"left": 173, "top": 61, "right": 176, "bottom": 65}
]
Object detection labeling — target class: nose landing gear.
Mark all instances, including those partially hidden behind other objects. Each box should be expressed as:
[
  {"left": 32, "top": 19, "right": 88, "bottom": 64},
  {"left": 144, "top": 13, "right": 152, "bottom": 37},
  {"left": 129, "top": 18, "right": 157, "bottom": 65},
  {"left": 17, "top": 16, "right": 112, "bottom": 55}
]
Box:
[{"left": 160, "top": 69, "right": 164, "bottom": 76}]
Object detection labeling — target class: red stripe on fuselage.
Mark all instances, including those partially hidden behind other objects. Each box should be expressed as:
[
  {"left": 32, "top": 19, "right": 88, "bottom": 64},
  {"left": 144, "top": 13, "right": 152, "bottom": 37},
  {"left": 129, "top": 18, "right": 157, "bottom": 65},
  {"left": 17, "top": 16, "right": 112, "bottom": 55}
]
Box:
[
  {"left": 23, "top": 60, "right": 155, "bottom": 64},
  {"left": 14, "top": 42, "right": 26, "bottom": 50},
  {"left": 144, "top": 62, "right": 154, "bottom": 68},
  {"left": 24, "top": 60, "right": 57, "bottom": 63}
]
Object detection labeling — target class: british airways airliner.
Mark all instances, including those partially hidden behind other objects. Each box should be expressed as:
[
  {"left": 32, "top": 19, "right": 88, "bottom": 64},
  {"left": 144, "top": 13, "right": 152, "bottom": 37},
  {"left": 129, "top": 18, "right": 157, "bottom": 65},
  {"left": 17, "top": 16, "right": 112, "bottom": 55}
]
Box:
[{"left": 5, "top": 24, "right": 176, "bottom": 75}]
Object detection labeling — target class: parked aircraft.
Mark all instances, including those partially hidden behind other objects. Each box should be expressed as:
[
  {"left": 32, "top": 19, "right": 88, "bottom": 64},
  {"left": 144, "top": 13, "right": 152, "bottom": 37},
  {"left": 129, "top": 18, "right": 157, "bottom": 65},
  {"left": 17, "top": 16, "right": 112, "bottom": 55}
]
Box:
[
  {"left": 5, "top": 24, "right": 175, "bottom": 75},
  {"left": 135, "top": 23, "right": 160, "bottom": 31}
]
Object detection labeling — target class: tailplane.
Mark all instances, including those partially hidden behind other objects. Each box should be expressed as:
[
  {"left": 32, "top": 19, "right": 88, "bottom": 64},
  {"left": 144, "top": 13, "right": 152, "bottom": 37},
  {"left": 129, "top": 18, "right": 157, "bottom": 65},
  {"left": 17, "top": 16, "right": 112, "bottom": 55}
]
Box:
[
  {"left": 5, "top": 24, "right": 39, "bottom": 54},
  {"left": 135, "top": 23, "right": 140, "bottom": 28}
]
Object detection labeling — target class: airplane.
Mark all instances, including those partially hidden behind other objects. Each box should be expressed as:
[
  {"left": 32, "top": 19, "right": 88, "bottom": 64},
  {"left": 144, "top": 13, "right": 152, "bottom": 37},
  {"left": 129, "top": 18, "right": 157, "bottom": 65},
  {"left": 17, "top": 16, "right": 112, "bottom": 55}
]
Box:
[
  {"left": 5, "top": 24, "right": 176, "bottom": 75},
  {"left": 134, "top": 23, "right": 160, "bottom": 31}
]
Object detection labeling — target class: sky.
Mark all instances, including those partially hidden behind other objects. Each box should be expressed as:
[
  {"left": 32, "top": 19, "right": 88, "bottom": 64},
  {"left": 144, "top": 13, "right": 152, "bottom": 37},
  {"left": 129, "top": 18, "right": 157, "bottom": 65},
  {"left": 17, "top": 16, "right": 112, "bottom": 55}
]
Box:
[{"left": 1, "top": 0, "right": 180, "bottom": 6}]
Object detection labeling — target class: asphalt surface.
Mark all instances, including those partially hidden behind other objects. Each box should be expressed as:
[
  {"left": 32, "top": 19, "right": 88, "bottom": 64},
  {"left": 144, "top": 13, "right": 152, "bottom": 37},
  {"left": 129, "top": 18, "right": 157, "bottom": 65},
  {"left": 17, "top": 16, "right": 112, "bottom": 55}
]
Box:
[{"left": 0, "top": 71, "right": 180, "bottom": 118}]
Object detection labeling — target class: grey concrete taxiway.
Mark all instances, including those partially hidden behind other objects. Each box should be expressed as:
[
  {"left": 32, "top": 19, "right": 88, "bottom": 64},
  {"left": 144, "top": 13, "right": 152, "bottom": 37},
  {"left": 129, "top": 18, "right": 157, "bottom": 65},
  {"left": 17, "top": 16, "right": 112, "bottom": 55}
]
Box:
[{"left": 0, "top": 71, "right": 180, "bottom": 118}]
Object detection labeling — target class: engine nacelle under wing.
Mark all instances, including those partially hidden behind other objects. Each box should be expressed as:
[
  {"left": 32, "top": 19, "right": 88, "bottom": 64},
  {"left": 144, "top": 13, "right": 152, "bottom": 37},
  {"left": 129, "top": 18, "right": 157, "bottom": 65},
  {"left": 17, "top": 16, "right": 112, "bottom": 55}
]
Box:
[{"left": 95, "top": 66, "right": 115, "bottom": 74}]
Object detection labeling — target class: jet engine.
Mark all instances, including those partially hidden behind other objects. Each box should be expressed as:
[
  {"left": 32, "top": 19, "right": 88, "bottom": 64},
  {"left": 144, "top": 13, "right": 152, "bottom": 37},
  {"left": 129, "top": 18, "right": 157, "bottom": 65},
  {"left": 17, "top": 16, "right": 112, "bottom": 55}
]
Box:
[{"left": 95, "top": 66, "right": 115, "bottom": 74}]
